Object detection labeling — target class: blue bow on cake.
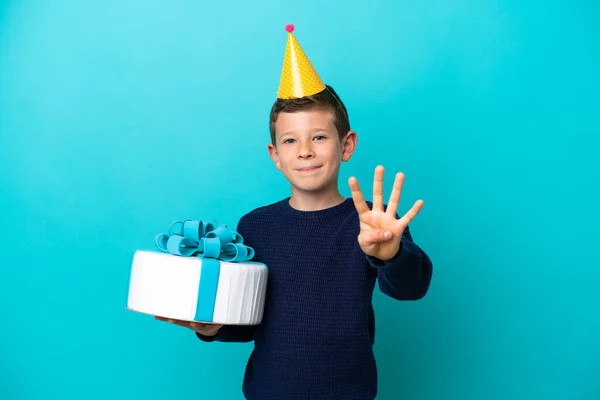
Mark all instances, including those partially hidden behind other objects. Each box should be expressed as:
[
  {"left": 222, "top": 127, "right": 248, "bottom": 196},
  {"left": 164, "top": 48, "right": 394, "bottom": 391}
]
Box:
[
  {"left": 154, "top": 220, "right": 255, "bottom": 262},
  {"left": 153, "top": 219, "right": 257, "bottom": 322}
]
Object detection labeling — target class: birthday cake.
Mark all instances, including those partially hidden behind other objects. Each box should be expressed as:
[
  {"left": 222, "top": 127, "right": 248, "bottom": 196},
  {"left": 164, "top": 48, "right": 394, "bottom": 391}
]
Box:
[{"left": 126, "top": 219, "right": 268, "bottom": 325}]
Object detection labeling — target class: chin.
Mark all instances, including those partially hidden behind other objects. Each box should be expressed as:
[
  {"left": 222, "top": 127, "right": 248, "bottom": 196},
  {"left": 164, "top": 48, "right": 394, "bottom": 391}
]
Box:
[
  {"left": 282, "top": 168, "right": 336, "bottom": 193},
  {"left": 291, "top": 179, "right": 334, "bottom": 194},
  {"left": 295, "top": 185, "right": 326, "bottom": 193}
]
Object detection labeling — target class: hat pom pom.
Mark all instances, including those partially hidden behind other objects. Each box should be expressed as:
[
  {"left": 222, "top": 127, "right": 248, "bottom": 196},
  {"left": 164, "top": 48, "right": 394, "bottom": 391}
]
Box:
[{"left": 285, "top": 24, "right": 295, "bottom": 33}]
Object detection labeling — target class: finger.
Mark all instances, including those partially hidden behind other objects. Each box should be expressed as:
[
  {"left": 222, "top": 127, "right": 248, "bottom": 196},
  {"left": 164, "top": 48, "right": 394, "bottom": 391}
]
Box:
[
  {"left": 398, "top": 199, "right": 424, "bottom": 227},
  {"left": 168, "top": 318, "right": 191, "bottom": 328},
  {"left": 349, "top": 177, "right": 370, "bottom": 216},
  {"left": 358, "top": 229, "right": 393, "bottom": 247},
  {"left": 199, "top": 323, "right": 224, "bottom": 331},
  {"left": 191, "top": 322, "right": 223, "bottom": 334},
  {"left": 372, "top": 165, "right": 384, "bottom": 212},
  {"left": 386, "top": 172, "right": 404, "bottom": 217}
]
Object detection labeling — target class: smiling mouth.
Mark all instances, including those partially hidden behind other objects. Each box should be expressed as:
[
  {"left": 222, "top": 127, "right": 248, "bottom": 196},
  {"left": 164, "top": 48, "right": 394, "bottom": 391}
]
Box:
[{"left": 296, "top": 166, "right": 321, "bottom": 172}]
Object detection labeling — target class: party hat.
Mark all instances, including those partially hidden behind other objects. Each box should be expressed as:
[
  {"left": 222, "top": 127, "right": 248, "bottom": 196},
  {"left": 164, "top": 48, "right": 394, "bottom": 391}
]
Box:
[{"left": 278, "top": 24, "right": 326, "bottom": 99}]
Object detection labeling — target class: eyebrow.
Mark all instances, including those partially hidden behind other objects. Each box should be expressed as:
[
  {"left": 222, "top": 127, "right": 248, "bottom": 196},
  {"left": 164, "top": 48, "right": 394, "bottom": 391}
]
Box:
[{"left": 279, "top": 128, "right": 331, "bottom": 138}]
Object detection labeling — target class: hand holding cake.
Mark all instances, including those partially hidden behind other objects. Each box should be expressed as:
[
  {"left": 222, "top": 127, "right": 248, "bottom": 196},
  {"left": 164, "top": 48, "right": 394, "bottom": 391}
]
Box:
[
  {"left": 349, "top": 165, "right": 424, "bottom": 263},
  {"left": 155, "top": 316, "right": 223, "bottom": 337}
]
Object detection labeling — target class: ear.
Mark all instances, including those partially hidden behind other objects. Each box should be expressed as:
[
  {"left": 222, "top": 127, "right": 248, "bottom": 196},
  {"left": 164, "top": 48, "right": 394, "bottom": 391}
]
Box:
[
  {"left": 340, "top": 130, "right": 357, "bottom": 162},
  {"left": 267, "top": 143, "right": 281, "bottom": 170}
]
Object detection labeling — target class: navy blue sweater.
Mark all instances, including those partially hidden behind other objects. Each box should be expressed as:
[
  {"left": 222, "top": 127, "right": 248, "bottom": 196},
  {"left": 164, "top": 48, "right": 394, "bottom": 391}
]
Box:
[{"left": 197, "top": 197, "right": 433, "bottom": 400}]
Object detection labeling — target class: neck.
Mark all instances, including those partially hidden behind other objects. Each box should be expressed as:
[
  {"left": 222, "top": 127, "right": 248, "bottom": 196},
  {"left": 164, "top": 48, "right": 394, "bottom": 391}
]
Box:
[{"left": 288, "top": 184, "right": 345, "bottom": 211}]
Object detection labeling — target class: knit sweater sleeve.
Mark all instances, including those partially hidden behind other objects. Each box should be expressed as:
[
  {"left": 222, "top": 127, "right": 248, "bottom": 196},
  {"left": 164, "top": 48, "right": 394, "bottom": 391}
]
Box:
[
  {"left": 196, "top": 214, "right": 259, "bottom": 343},
  {"left": 196, "top": 324, "right": 256, "bottom": 343},
  {"left": 366, "top": 225, "right": 433, "bottom": 300}
]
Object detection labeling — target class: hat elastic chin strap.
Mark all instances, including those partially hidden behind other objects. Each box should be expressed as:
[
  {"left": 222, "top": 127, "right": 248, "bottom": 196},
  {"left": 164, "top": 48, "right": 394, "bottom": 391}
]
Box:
[{"left": 324, "top": 86, "right": 349, "bottom": 123}]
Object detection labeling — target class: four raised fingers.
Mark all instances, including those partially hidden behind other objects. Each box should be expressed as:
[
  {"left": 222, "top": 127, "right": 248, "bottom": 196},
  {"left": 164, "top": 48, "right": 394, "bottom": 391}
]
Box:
[{"left": 350, "top": 167, "right": 423, "bottom": 225}]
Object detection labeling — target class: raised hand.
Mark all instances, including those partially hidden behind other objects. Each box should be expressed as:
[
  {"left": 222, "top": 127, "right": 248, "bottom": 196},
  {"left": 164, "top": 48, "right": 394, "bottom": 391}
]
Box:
[{"left": 348, "top": 165, "right": 424, "bottom": 262}]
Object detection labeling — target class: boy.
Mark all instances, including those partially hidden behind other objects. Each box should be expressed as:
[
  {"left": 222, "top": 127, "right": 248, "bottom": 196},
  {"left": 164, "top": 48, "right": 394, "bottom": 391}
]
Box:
[{"left": 157, "top": 25, "right": 433, "bottom": 399}]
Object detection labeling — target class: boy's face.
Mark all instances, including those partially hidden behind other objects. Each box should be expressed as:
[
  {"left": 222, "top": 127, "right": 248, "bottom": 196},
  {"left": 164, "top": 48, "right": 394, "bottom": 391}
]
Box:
[{"left": 268, "top": 108, "right": 356, "bottom": 195}]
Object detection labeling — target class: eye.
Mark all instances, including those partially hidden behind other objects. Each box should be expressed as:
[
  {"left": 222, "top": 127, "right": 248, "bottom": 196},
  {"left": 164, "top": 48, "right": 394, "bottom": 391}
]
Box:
[
  {"left": 314, "top": 135, "right": 326, "bottom": 141},
  {"left": 283, "top": 138, "right": 296, "bottom": 144}
]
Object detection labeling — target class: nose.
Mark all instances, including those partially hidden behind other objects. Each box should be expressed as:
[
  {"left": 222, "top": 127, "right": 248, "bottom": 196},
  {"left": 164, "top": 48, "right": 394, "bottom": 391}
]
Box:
[{"left": 297, "top": 140, "right": 315, "bottom": 159}]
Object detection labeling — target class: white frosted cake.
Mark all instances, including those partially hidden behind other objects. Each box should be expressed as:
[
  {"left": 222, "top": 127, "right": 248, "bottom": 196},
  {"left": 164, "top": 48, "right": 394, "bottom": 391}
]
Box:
[{"left": 126, "top": 220, "right": 268, "bottom": 325}]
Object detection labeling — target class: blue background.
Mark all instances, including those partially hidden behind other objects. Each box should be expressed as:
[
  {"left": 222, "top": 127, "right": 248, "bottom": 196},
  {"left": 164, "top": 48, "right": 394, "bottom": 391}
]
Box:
[{"left": 1, "top": 1, "right": 599, "bottom": 399}]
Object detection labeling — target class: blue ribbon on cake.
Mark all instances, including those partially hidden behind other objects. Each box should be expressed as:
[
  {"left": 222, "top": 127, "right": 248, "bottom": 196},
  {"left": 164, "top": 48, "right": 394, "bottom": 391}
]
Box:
[{"left": 154, "top": 220, "right": 256, "bottom": 322}]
